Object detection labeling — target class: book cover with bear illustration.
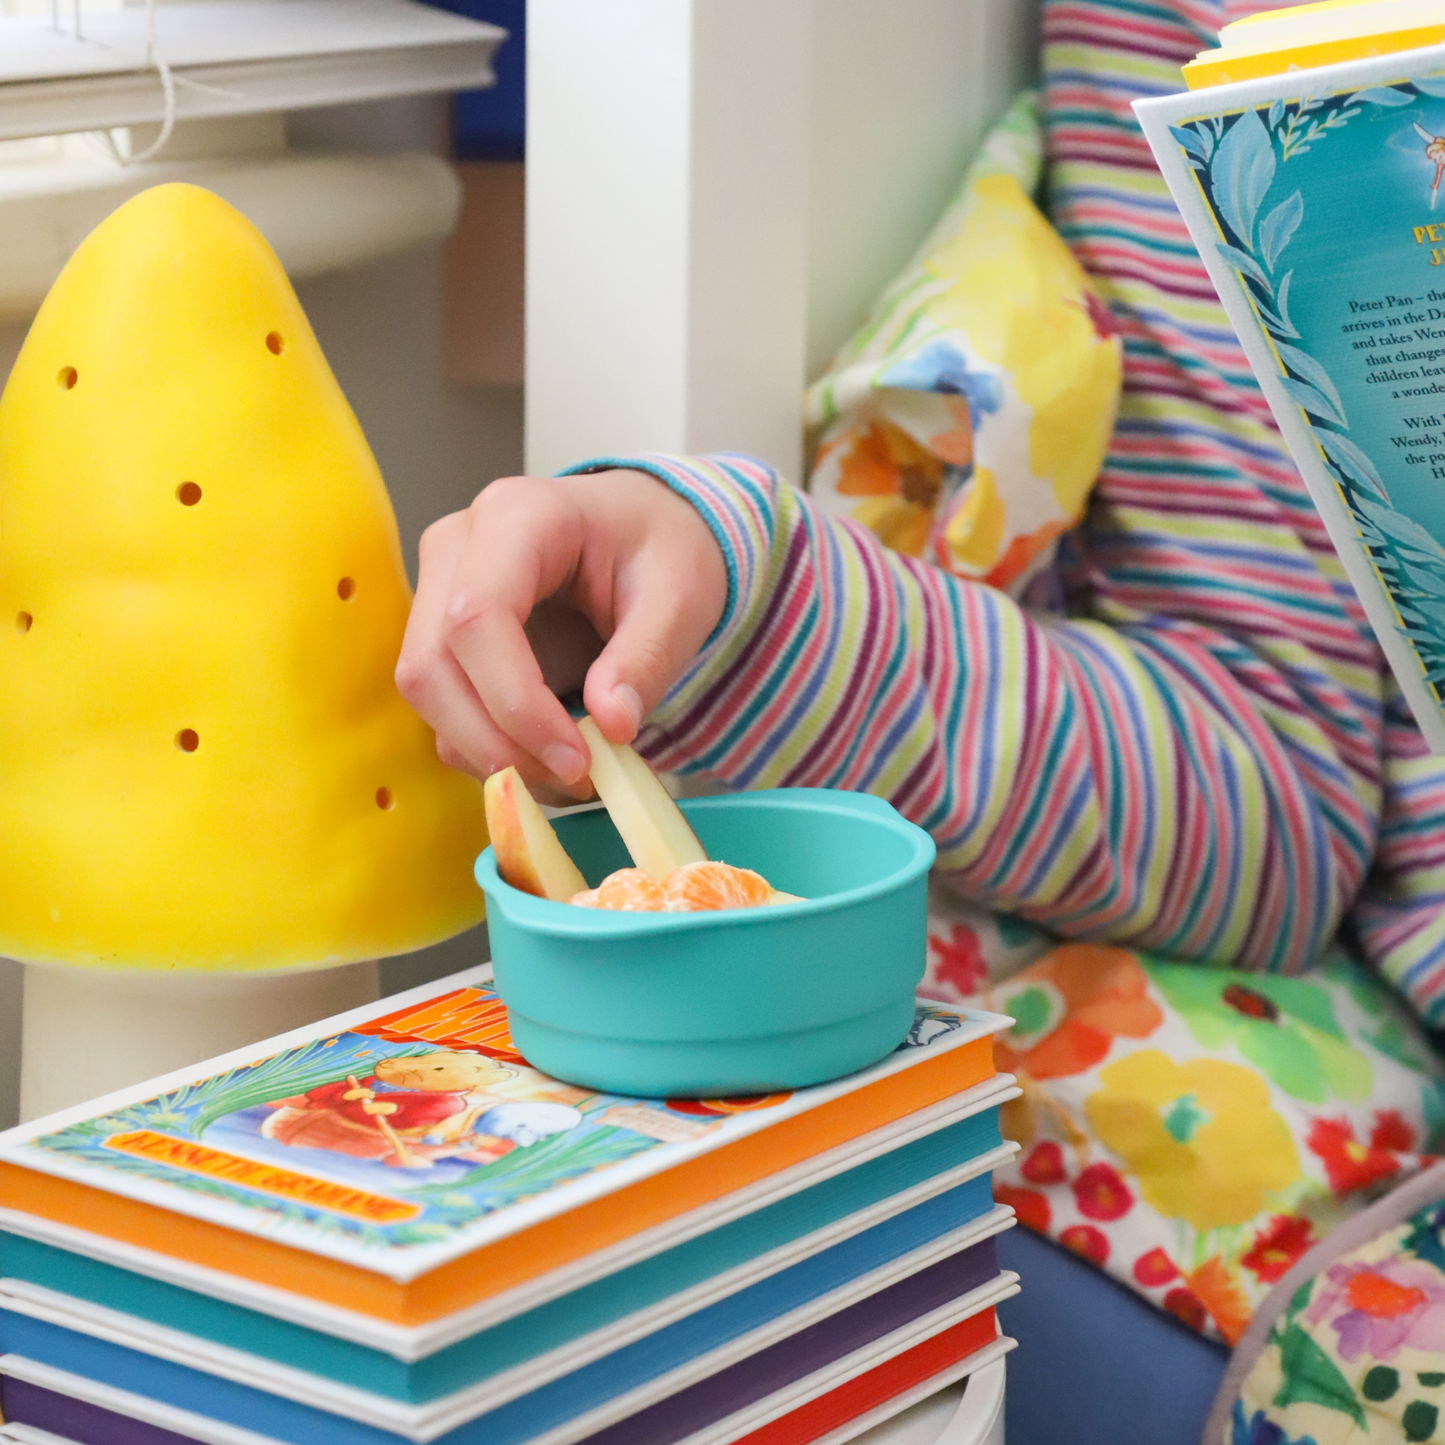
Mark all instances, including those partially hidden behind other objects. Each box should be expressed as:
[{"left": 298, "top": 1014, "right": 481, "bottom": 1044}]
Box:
[{"left": 0, "top": 967, "right": 995, "bottom": 1284}]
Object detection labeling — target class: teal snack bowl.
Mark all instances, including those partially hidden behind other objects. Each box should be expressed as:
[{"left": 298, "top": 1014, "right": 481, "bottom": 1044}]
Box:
[{"left": 474, "top": 788, "right": 936, "bottom": 1097}]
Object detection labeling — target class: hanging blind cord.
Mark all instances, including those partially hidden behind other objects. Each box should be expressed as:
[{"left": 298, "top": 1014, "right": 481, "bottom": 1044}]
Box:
[
  {"left": 108, "top": 0, "right": 179, "bottom": 167},
  {"left": 53, "top": 0, "right": 179, "bottom": 167}
]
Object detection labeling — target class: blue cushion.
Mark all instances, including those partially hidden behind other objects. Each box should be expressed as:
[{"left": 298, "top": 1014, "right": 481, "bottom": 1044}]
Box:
[{"left": 996, "top": 1228, "right": 1228, "bottom": 1445}]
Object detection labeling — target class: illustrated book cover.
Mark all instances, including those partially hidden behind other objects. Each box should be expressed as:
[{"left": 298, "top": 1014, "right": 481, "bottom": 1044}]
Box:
[{"left": 0, "top": 966, "right": 1004, "bottom": 1297}]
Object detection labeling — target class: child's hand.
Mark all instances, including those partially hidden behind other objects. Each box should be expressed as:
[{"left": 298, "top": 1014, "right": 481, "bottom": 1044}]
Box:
[{"left": 396, "top": 470, "right": 727, "bottom": 802}]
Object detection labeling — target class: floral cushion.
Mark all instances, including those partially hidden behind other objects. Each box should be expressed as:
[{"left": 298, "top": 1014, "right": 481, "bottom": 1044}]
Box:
[
  {"left": 1222, "top": 1171, "right": 1445, "bottom": 1445},
  {"left": 917, "top": 906, "right": 1445, "bottom": 1350},
  {"left": 804, "top": 90, "right": 1123, "bottom": 598}
]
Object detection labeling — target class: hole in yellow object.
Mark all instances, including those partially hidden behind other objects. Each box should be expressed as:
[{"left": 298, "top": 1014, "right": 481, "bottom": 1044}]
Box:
[
  {"left": 376, "top": 787, "right": 395, "bottom": 811},
  {"left": 266, "top": 331, "right": 285, "bottom": 356},
  {"left": 16, "top": 611, "right": 33, "bottom": 634},
  {"left": 58, "top": 367, "right": 77, "bottom": 390},
  {"left": 177, "top": 482, "right": 202, "bottom": 507},
  {"left": 176, "top": 729, "right": 200, "bottom": 753},
  {"left": 337, "top": 577, "right": 357, "bottom": 601}
]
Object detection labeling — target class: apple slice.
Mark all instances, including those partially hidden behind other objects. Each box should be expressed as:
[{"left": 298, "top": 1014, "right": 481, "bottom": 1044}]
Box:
[
  {"left": 577, "top": 716, "right": 709, "bottom": 882},
  {"left": 483, "top": 767, "right": 589, "bottom": 902}
]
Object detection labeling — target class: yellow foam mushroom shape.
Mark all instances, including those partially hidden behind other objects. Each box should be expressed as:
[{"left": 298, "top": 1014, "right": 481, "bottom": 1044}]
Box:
[{"left": 0, "top": 183, "right": 487, "bottom": 971}]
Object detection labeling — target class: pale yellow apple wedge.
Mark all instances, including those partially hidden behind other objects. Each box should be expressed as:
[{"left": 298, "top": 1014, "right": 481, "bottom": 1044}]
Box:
[
  {"left": 483, "top": 767, "right": 588, "bottom": 902},
  {"left": 577, "top": 716, "right": 709, "bottom": 883}
]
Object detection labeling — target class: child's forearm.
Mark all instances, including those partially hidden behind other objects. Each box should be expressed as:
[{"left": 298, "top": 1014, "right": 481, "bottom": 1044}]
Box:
[{"left": 570, "top": 453, "right": 1383, "bottom": 978}]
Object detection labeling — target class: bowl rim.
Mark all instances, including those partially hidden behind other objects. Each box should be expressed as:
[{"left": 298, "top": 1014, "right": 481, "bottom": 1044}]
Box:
[{"left": 475, "top": 787, "right": 936, "bottom": 938}]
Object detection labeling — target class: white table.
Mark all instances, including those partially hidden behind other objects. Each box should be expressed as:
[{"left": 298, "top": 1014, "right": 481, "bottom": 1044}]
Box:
[{"left": 841, "top": 1360, "right": 1006, "bottom": 1445}]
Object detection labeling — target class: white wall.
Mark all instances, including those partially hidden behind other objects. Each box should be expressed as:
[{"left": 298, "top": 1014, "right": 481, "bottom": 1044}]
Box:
[
  {"left": 803, "top": 0, "right": 1042, "bottom": 377},
  {"left": 526, "top": 0, "right": 1041, "bottom": 480},
  {"left": 0, "top": 98, "right": 524, "bottom": 1130}
]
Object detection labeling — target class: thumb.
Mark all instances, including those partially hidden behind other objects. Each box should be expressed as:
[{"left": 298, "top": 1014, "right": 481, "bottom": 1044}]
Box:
[{"left": 582, "top": 572, "right": 714, "bottom": 745}]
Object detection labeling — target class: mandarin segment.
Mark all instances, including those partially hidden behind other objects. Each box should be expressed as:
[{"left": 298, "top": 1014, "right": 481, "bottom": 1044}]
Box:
[
  {"left": 571, "top": 868, "right": 668, "bottom": 911},
  {"left": 664, "top": 861, "right": 774, "bottom": 912}
]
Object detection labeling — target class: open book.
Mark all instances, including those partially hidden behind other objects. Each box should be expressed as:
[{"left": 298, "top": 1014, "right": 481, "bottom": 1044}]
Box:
[{"left": 1137, "top": 2, "right": 1445, "bottom": 750}]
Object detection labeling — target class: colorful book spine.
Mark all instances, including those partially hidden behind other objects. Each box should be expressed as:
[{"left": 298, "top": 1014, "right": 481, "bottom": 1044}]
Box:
[
  {"left": 0, "top": 974, "right": 1018, "bottom": 1445},
  {"left": 0, "top": 971, "right": 1005, "bottom": 1325}
]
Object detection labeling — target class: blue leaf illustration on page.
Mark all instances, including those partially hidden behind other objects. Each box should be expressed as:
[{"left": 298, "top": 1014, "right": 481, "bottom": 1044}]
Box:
[
  {"left": 1216, "top": 243, "right": 1272, "bottom": 290},
  {"left": 1317, "top": 431, "right": 1386, "bottom": 500},
  {"left": 1280, "top": 376, "right": 1347, "bottom": 429},
  {"left": 1275, "top": 342, "right": 1347, "bottom": 425},
  {"left": 1347, "top": 87, "right": 1415, "bottom": 107},
  {"left": 1258, "top": 192, "right": 1303, "bottom": 271},
  {"left": 1211, "top": 108, "right": 1276, "bottom": 247}
]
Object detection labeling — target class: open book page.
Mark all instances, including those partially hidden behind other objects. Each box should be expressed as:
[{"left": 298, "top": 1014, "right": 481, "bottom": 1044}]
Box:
[{"left": 1137, "top": 45, "right": 1445, "bottom": 749}]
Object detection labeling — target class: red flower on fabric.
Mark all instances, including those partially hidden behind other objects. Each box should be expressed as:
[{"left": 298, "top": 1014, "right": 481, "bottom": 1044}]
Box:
[
  {"left": 994, "top": 1183, "right": 1050, "bottom": 1233},
  {"left": 1021, "top": 1141, "right": 1067, "bottom": 1185},
  {"left": 1060, "top": 1225, "right": 1109, "bottom": 1265},
  {"left": 1370, "top": 1109, "right": 1415, "bottom": 1152},
  {"left": 928, "top": 924, "right": 988, "bottom": 998},
  {"left": 1308, "top": 1116, "right": 1403, "bottom": 1193},
  {"left": 1072, "top": 1162, "right": 1133, "bottom": 1221},
  {"left": 1188, "top": 1257, "right": 1251, "bottom": 1346},
  {"left": 1306, "top": 1260, "right": 1445, "bottom": 1363},
  {"left": 1164, "top": 1287, "right": 1207, "bottom": 1332},
  {"left": 1133, "top": 1248, "right": 1180, "bottom": 1288},
  {"left": 1242, "top": 1215, "right": 1315, "bottom": 1284}
]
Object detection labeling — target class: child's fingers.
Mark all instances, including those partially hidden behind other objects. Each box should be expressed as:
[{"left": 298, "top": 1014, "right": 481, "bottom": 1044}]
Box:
[
  {"left": 396, "top": 510, "right": 472, "bottom": 736},
  {"left": 582, "top": 544, "right": 725, "bottom": 744},
  {"left": 397, "top": 499, "right": 590, "bottom": 798},
  {"left": 437, "top": 699, "right": 594, "bottom": 803},
  {"left": 441, "top": 479, "right": 592, "bottom": 786}
]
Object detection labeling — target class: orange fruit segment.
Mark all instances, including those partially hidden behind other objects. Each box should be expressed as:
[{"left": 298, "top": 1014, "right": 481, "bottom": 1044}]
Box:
[
  {"left": 664, "top": 861, "right": 773, "bottom": 913},
  {"left": 571, "top": 868, "right": 668, "bottom": 912}
]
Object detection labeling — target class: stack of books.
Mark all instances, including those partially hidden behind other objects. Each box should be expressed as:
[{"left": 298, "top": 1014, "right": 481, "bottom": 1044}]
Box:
[{"left": 0, "top": 966, "right": 1019, "bottom": 1445}]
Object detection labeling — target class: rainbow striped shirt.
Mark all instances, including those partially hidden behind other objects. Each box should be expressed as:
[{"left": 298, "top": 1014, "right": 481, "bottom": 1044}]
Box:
[{"left": 582, "top": 0, "right": 1445, "bottom": 1028}]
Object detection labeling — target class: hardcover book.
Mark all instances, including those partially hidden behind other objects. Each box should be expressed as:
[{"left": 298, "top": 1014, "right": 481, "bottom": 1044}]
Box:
[
  {"left": 1135, "top": 4, "right": 1445, "bottom": 750},
  {"left": 0, "top": 967, "right": 1006, "bottom": 1325},
  {"left": 0, "top": 1225, "right": 1015, "bottom": 1444}
]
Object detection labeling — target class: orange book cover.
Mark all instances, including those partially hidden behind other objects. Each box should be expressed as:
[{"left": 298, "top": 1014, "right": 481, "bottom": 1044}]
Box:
[{"left": 0, "top": 966, "right": 1003, "bottom": 1324}]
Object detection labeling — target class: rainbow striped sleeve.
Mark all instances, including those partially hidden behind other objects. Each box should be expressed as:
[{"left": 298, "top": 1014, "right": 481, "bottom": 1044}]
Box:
[
  {"left": 573, "top": 449, "right": 1375, "bottom": 981},
  {"left": 1354, "top": 691, "right": 1445, "bottom": 1024},
  {"left": 566, "top": 0, "right": 1445, "bottom": 1029},
  {"left": 1042, "top": 0, "right": 1445, "bottom": 1024}
]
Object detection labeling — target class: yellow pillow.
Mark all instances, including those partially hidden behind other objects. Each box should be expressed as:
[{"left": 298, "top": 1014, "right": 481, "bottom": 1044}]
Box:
[{"left": 806, "top": 92, "right": 1123, "bottom": 597}]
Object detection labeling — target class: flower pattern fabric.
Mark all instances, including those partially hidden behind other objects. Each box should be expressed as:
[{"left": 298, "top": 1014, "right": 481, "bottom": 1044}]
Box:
[
  {"left": 992, "top": 944, "right": 1163, "bottom": 1081},
  {"left": 1306, "top": 1260, "right": 1445, "bottom": 1364},
  {"left": 1153, "top": 967, "right": 1372, "bottom": 1106},
  {"left": 804, "top": 91, "right": 1122, "bottom": 598},
  {"left": 1085, "top": 1052, "right": 1300, "bottom": 1232},
  {"left": 920, "top": 905, "right": 1445, "bottom": 1348},
  {"left": 1233, "top": 1201, "right": 1445, "bottom": 1444}
]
